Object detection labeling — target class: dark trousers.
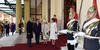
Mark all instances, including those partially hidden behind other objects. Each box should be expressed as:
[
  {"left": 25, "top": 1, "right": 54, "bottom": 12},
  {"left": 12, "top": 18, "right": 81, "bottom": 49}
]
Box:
[
  {"left": 12, "top": 32, "right": 14, "bottom": 35},
  {"left": 75, "top": 43, "right": 78, "bottom": 48},
  {"left": 35, "top": 34, "right": 40, "bottom": 44},
  {"left": 19, "top": 29, "right": 22, "bottom": 35},
  {"left": 6, "top": 33, "right": 9, "bottom": 36},
  {"left": 27, "top": 38, "right": 32, "bottom": 47},
  {"left": 67, "top": 43, "right": 75, "bottom": 50},
  {"left": 0, "top": 32, "right": 2, "bottom": 36}
]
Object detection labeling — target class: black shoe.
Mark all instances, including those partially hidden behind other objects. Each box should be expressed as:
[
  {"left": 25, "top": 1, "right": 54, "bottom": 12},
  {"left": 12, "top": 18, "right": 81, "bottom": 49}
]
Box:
[
  {"left": 36, "top": 43, "right": 39, "bottom": 45},
  {"left": 28, "top": 45, "right": 32, "bottom": 47},
  {"left": 44, "top": 44, "right": 48, "bottom": 45},
  {"left": 75, "top": 43, "right": 78, "bottom": 48},
  {"left": 52, "top": 44, "right": 55, "bottom": 46},
  {"left": 28, "top": 46, "right": 32, "bottom": 47}
]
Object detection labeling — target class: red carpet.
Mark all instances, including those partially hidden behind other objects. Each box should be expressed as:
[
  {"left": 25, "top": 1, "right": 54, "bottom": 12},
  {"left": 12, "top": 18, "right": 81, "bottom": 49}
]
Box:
[{"left": 0, "top": 35, "right": 67, "bottom": 50}]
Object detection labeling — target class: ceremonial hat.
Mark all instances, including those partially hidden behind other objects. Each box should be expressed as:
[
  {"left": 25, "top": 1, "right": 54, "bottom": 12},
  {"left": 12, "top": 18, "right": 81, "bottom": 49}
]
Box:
[{"left": 88, "top": 5, "right": 96, "bottom": 14}]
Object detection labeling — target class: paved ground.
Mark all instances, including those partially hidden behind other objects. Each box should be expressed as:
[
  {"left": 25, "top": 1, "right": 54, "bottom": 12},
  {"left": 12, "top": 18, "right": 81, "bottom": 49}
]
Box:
[
  {"left": 61, "top": 38, "right": 84, "bottom": 50},
  {"left": 0, "top": 32, "right": 84, "bottom": 50}
]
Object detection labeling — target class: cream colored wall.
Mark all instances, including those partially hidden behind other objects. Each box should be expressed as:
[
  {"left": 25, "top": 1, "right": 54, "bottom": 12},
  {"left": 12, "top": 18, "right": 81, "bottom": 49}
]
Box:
[
  {"left": 42, "top": 0, "right": 48, "bottom": 21},
  {"left": 55, "top": 0, "right": 64, "bottom": 30},
  {"left": 51, "top": 0, "right": 56, "bottom": 18},
  {"left": 77, "top": 0, "right": 93, "bottom": 29},
  {"left": 42, "top": 0, "right": 64, "bottom": 30},
  {"left": 97, "top": 0, "right": 100, "bottom": 16},
  {"left": 51, "top": 0, "right": 64, "bottom": 30}
]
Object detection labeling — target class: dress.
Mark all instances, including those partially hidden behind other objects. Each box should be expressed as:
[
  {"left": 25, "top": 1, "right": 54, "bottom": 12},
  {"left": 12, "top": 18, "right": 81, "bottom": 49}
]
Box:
[
  {"left": 49, "top": 22, "right": 57, "bottom": 40},
  {"left": 11, "top": 23, "right": 15, "bottom": 32},
  {"left": 82, "top": 18, "right": 100, "bottom": 50},
  {"left": 42, "top": 23, "right": 49, "bottom": 39}
]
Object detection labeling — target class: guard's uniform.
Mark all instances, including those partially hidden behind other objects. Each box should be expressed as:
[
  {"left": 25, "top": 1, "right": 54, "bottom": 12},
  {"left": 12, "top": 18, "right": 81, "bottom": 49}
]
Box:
[
  {"left": 67, "top": 19, "right": 79, "bottom": 50},
  {"left": 82, "top": 5, "right": 100, "bottom": 50},
  {"left": 82, "top": 18, "right": 100, "bottom": 50}
]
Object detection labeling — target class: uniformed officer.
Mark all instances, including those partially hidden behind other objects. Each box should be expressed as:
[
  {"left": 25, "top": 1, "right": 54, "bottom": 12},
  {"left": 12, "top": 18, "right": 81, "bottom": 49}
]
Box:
[
  {"left": 82, "top": 5, "right": 100, "bottom": 50},
  {"left": 66, "top": 7, "right": 79, "bottom": 50}
]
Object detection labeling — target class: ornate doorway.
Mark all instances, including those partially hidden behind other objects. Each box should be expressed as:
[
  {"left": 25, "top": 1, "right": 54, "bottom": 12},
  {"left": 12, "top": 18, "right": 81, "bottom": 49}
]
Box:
[
  {"left": 64, "top": 0, "right": 76, "bottom": 29},
  {"left": 31, "top": 0, "right": 51, "bottom": 22},
  {"left": 31, "top": 0, "right": 42, "bottom": 20}
]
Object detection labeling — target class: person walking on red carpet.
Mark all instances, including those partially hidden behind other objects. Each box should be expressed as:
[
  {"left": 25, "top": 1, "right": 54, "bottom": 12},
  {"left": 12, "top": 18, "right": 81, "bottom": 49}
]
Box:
[
  {"left": 33, "top": 19, "right": 42, "bottom": 45},
  {"left": 42, "top": 20, "right": 49, "bottom": 45},
  {"left": 49, "top": 18, "right": 57, "bottom": 46},
  {"left": 11, "top": 22, "right": 15, "bottom": 35},
  {"left": 26, "top": 18, "right": 33, "bottom": 47},
  {"left": 5, "top": 21, "right": 10, "bottom": 37}
]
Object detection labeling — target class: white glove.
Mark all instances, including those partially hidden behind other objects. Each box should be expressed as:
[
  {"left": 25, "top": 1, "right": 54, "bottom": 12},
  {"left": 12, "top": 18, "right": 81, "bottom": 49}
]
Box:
[
  {"left": 73, "top": 33, "right": 78, "bottom": 38},
  {"left": 85, "top": 35, "right": 92, "bottom": 39},
  {"left": 77, "top": 32, "right": 86, "bottom": 38},
  {"left": 99, "top": 38, "right": 100, "bottom": 44}
]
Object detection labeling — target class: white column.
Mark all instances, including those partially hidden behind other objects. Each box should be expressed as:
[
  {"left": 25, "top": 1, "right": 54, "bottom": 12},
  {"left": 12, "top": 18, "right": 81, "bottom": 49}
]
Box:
[
  {"left": 55, "top": 0, "right": 64, "bottom": 30},
  {"left": 51, "top": 0, "right": 56, "bottom": 18},
  {"left": 16, "top": 0, "right": 22, "bottom": 32},
  {"left": 42, "top": 0, "right": 48, "bottom": 21},
  {"left": 50, "top": 0, "right": 64, "bottom": 30},
  {"left": 2, "top": 14, "right": 4, "bottom": 21},
  {"left": 24, "top": 0, "right": 30, "bottom": 32},
  {"left": 97, "top": 0, "right": 100, "bottom": 16},
  {"left": 77, "top": 0, "right": 93, "bottom": 28}
]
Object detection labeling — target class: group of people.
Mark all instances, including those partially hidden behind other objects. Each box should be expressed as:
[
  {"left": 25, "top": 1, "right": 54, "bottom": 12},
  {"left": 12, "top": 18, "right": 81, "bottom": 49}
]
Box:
[
  {"left": 26, "top": 16, "right": 58, "bottom": 47},
  {"left": 0, "top": 21, "right": 16, "bottom": 37},
  {"left": 62, "top": 5, "right": 100, "bottom": 50},
  {"left": 26, "top": 4, "right": 100, "bottom": 50}
]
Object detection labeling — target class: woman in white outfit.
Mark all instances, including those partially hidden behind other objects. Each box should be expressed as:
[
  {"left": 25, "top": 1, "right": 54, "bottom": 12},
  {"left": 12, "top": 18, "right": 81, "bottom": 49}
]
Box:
[
  {"left": 50, "top": 18, "right": 57, "bottom": 46},
  {"left": 42, "top": 20, "right": 49, "bottom": 45}
]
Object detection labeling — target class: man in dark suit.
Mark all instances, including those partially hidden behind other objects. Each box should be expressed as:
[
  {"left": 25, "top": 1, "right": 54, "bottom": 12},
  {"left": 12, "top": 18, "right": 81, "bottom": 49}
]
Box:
[
  {"left": 33, "top": 19, "right": 42, "bottom": 44},
  {"left": 5, "top": 21, "right": 9, "bottom": 37},
  {"left": 26, "top": 18, "right": 33, "bottom": 47}
]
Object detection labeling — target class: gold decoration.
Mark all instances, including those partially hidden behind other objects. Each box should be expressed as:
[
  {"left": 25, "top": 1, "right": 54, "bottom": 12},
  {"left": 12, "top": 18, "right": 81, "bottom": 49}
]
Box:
[
  {"left": 87, "top": 5, "right": 96, "bottom": 14},
  {"left": 67, "top": 21, "right": 75, "bottom": 31},
  {"left": 84, "top": 20, "right": 100, "bottom": 40}
]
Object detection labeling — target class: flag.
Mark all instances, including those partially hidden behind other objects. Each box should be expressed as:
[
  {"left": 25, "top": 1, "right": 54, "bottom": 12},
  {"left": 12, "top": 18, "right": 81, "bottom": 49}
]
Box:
[{"left": 72, "top": 6, "right": 78, "bottom": 20}]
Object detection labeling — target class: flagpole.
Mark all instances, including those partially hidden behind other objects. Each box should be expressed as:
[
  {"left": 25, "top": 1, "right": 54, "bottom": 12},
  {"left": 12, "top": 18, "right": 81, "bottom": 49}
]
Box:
[
  {"left": 93, "top": 0, "right": 100, "bottom": 19},
  {"left": 78, "top": 0, "right": 83, "bottom": 31}
]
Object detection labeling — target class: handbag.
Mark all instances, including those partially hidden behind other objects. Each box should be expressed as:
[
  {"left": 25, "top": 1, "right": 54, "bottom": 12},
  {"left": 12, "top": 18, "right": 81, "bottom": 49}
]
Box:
[{"left": 41, "top": 32, "right": 43, "bottom": 40}]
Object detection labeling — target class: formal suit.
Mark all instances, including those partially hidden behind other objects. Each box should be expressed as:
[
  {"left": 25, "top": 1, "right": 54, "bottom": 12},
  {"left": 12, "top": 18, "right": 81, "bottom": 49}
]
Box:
[
  {"left": 26, "top": 21, "right": 33, "bottom": 47},
  {"left": 33, "top": 22, "right": 41, "bottom": 44},
  {"left": 5, "top": 23, "right": 9, "bottom": 36}
]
